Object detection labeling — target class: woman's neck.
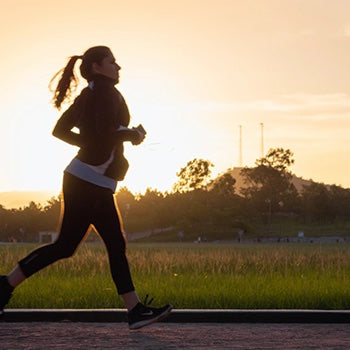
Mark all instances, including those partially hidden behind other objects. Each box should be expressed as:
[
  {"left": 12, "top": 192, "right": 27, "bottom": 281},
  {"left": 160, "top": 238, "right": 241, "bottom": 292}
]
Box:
[{"left": 90, "top": 74, "right": 117, "bottom": 86}]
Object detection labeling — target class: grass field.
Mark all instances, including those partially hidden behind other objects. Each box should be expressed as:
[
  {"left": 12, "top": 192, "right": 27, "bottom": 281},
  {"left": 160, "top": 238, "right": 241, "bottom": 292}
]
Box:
[{"left": 1, "top": 242, "right": 350, "bottom": 309}]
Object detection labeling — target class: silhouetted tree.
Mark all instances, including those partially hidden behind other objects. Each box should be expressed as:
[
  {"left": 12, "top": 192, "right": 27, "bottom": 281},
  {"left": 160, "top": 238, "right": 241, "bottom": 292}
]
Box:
[
  {"left": 328, "top": 185, "right": 350, "bottom": 219},
  {"left": 241, "top": 148, "right": 299, "bottom": 220},
  {"left": 210, "top": 171, "right": 236, "bottom": 198},
  {"left": 258, "top": 148, "right": 294, "bottom": 171},
  {"left": 173, "top": 158, "right": 214, "bottom": 193},
  {"left": 301, "top": 182, "right": 336, "bottom": 222},
  {"left": 2, "top": 148, "right": 350, "bottom": 242}
]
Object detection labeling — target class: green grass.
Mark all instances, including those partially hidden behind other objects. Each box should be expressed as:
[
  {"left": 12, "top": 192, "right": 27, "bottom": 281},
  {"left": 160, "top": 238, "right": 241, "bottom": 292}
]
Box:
[
  {"left": 133, "top": 219, "right": 350, "bottom": 243},
  {"left": 1, "top": 242, "right": 350, "bottom": 309},
  {"left": 252, "top": 217, "right": 350, "bottom": 237}
]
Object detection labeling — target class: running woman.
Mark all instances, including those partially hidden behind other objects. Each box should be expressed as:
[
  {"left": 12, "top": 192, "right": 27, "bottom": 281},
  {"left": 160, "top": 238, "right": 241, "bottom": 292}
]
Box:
[{"left": 0, "top": 46, "right": 172, "bottom": 330}]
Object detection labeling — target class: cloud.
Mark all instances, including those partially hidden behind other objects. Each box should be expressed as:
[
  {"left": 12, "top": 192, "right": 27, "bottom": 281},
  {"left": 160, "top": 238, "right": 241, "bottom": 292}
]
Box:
[{"left": 186, "top": 93, "right": 350, "bottom": 118}]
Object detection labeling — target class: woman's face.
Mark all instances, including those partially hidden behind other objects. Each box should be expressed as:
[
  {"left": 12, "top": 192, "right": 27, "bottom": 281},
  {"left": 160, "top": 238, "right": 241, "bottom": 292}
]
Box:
[{"left": 93, "top": 52, "right": 121, "bottom": 82}]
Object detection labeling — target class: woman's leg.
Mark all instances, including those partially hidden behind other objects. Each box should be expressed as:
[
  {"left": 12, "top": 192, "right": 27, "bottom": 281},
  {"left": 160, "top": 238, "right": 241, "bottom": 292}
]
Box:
[
  {"left": 12, "top": 173, "right": 91, "bottom": 283},
  {"left": 17, "top": 207, "right": 90, "bottom": 280},
  {"left": 92, "top": 190, "right": 138, "bottom": 310},
  {"left": 121, "top": 290, "right": 140, "bottom": 311},
  {"left": 7, "top": 266, "right": 26, "bottom": 288},
  {"left": 91, "top": 187, "right": 173, "bottom": 329},
  {"left": 1, "top": 173, "right": 92, "bottom": 312}
]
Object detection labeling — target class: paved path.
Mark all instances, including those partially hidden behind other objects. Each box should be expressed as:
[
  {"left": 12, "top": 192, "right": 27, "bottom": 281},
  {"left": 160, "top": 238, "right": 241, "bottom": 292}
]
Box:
[
  {"left": 4, "top": 309, "right": 350, "bottom": 323},
  {"left": 0, "top": 323, "right": 349, "bottom": 349}
]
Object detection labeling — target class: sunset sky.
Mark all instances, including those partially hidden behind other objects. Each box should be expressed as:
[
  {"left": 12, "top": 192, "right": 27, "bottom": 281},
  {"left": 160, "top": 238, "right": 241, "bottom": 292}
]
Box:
[{"left": 1, "top": 0, "right": 350, "bottom": 194}]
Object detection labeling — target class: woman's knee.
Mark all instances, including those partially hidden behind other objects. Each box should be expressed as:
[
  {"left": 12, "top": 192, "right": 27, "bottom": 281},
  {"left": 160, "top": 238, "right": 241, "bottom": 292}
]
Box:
[
  {"left": 104, "top": 233, "right": 127, "bottom": 255},
  {"left": 17, "top": 241, "right": 77, "bottom": 278},
  {"left": 49, "top": 241, "right": 77, "bottom": 260}
]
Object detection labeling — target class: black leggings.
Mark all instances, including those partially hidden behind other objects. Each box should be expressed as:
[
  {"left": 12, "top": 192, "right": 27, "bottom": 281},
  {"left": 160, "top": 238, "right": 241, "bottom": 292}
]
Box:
[{"left": 18, "top": 172, "right": 135, "bottom": 295}]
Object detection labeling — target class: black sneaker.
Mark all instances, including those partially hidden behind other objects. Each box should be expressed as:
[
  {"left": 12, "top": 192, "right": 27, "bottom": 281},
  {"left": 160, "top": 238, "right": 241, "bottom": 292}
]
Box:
[
  {"left": 127, "top": 295, "right": 172, "bottom": 330},
  {"left": 0, "top": 275, "right": 14, "bottom": 316}
]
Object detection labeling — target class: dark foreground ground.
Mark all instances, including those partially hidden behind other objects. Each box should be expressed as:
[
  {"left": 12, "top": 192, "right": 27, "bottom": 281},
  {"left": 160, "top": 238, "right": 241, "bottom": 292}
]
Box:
[{"left": 0, "top": 322, "right": 349, "bottom": 350}]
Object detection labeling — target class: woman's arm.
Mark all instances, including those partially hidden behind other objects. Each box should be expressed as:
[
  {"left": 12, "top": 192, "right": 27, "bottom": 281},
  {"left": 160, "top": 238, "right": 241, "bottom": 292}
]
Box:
[
  {"left": 117, "top": 125, "right": 146, "bottom": 145},
  {"left": 52, "top": 94, "right": 86, "bottom": 147},
  {"left": 52, "top": 110, "right": 82, "bottom": 146},
  {"left": 94, "top": 86, "right": 144, "bottom": 144}
]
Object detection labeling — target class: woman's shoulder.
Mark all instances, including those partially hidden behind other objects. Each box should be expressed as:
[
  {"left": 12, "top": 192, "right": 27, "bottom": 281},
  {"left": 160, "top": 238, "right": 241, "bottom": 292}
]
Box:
[{"left": 70, "top": 87, "right": 92, "bottom": 106}]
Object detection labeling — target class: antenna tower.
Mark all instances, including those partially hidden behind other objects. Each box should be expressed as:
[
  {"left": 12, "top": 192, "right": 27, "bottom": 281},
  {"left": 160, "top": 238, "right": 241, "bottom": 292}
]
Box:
[
  {"left": 260, "top": 122, "right": 264, "bottom": 158},
  {"left": 239, "top": 125, "right": 242, "bottom": 167}
]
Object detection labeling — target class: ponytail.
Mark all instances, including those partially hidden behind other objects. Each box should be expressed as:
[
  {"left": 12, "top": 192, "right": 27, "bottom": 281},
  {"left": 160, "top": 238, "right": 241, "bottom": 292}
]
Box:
[
  {"left": 49, "top": 55, "right": 82, "bottom": 110},
  {"left": 49, "top": 46, "right": 112, "bottom": 109}
]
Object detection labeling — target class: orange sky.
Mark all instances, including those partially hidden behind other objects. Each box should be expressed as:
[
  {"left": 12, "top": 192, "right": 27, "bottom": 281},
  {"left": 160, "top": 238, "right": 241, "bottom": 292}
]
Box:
[{"left": 1, "top": 0, "right": 350, "bottom": 193}]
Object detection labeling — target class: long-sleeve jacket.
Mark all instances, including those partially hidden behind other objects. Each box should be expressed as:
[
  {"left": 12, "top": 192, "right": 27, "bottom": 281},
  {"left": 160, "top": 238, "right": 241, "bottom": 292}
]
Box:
[{"left": 52, "top": 74, "right": 139, "bottom": 181}]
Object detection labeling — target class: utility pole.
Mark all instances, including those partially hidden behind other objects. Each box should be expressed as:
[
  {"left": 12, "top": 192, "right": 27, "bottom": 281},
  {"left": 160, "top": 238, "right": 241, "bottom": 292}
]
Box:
[
  {"left": 239, "top": 125, "right": 242, "bottom": 167},
  {"left": 260, "top": 122, "right": 264, "bottom": 158}
]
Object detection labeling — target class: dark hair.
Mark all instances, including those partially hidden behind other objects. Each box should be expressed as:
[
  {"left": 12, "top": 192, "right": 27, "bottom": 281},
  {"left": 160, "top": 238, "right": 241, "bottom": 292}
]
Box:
[{"left": 49, "top": 46, "right": 112, "bottom": 109}]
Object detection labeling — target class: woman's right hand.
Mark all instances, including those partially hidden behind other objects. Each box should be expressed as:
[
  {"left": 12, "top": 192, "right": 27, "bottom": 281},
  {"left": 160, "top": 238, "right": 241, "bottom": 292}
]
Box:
[{"left": 131, "top": 128, "right": 146, "bottom": 145}]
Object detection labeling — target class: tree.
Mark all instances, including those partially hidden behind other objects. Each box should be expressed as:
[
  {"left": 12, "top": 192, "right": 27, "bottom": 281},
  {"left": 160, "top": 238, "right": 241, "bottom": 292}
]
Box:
[
  {"left": 301, "top": 182, "right": 336, "bottom": 222},
  {"left": 257, "top": 148, "right": 294, "bottom": 171},
  {"left": 241, "top": 148, "right": 299, "bottom": 218},
  {"left": 210, "top": 171, "right": 236, "bottom": 198},
  {"left": 115, "top": 186, "right": 136, "bottom": 231},
  {"left": 138, "top": 188, "right": 165, "bottom": 229},
  {"left": 43, "top": 196, "right": 61, "bottom": 231},
  {"left": 328, "top": 185, "right": 350, "bottom": 218},
  {"left": 173, "top": 158, "right": 214, "bottom": 193},
  {"left": 21, "top": 201, "right": 44, "bottom": 240},
  {"left": 115, "top": 186, "right": 135, "bottom": 214}
]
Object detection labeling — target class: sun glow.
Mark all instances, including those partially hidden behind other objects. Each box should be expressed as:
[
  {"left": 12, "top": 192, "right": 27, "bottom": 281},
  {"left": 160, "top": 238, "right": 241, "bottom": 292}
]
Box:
[{"left": 1, "top": 0, "right": 350, "bottom": 195}]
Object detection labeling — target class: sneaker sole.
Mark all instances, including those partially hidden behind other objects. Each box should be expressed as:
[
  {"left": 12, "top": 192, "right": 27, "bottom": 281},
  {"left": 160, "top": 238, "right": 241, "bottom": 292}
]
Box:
[{"left": 129, "top": 305, "right": 173, "bottom": 330}]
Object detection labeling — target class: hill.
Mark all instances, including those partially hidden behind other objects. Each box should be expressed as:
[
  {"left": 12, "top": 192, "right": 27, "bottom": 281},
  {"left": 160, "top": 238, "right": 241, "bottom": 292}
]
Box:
[
  {"left": 0, "top": 191, "right": 59, "bottom": 209},
  {"left": 228, "top": 167, "right": 323, "bottom": 195}
]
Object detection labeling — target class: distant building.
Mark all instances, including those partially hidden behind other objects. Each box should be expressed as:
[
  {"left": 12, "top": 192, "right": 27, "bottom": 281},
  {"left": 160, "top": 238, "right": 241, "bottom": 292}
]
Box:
[
  {"left": 38, "top": 231, "right": 58, "bottom": 243},
  {"left": 227, "top": 167, "right": 318, "bottom": 196}
]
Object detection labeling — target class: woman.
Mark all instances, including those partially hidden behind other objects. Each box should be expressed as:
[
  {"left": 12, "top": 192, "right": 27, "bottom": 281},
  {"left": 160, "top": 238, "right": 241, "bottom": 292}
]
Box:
[{"left": 0, "top": 46, "right": 172, "bottom": 330}]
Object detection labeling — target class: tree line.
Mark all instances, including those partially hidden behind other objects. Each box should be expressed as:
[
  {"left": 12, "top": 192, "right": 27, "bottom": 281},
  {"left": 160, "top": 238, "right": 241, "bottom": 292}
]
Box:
[{"left": 1, "top": 148, "right": 350, "bottom": 242}]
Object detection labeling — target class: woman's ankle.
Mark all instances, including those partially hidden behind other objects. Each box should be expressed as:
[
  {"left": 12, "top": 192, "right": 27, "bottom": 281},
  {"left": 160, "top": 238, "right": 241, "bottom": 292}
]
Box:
[
  {"left": 7, "top": 265, "right": 26, "bottom": 288},
  {"left": 122, "top": 290, "right": 140, "bottom": 311}
]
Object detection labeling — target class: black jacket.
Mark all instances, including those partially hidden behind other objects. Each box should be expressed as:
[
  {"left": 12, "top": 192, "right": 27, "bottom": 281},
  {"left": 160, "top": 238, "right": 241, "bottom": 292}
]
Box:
[{"left": 52, "top": 74, "right": 138, "bottom": 180}]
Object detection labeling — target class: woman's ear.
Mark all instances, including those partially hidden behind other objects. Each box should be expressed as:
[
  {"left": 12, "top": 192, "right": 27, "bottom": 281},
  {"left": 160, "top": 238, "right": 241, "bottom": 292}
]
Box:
[{"left": 91, "top": 62, "right": 101, "bottom": 75}]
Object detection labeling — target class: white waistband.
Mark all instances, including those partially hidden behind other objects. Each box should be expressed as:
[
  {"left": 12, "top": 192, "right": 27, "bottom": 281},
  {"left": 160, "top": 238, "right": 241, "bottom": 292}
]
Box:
[{"left": 65, "top": 158, "right": 117, "bottom": 192}]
